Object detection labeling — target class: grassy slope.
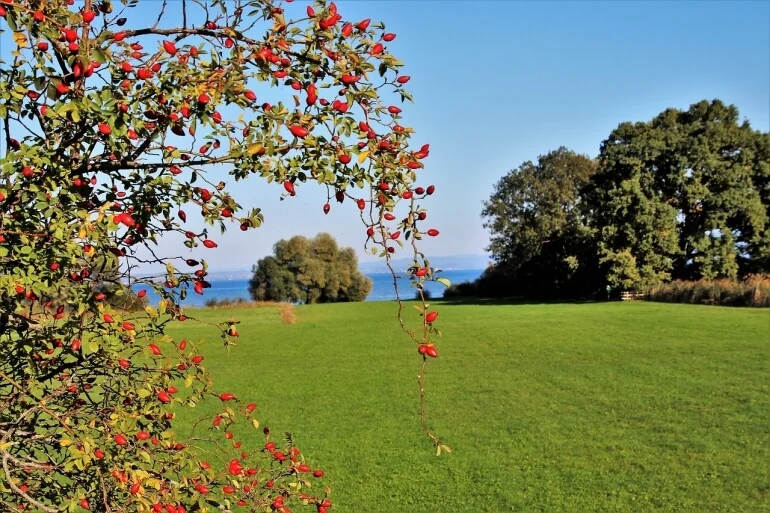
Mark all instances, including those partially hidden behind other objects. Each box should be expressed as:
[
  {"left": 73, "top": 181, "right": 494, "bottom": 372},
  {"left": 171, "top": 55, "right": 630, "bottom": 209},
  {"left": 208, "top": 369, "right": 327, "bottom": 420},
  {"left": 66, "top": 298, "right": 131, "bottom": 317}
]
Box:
[{"left": 167, "top": 301, "right": 769, "bottom": 512}]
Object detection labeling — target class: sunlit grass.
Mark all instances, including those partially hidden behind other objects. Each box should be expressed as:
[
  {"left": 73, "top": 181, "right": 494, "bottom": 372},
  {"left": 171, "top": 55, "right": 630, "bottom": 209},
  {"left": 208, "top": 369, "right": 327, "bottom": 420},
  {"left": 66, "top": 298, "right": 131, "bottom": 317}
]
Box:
[{"left": 167, "top": 301, "right": 769, "bottom": 512}]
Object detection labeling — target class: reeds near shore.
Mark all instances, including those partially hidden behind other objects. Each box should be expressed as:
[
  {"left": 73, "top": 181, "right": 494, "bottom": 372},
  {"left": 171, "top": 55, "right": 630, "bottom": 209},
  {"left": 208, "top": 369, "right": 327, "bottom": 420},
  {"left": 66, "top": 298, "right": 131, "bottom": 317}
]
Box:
[{"left": 646, "top": 274, "right": 770, "bottom": 307}]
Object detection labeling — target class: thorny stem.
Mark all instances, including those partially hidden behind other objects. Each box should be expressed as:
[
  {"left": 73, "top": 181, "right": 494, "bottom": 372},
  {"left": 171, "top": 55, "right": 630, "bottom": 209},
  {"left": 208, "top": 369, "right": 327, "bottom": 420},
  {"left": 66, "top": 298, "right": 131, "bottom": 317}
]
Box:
[
  {"left": 357, "top": 96, "right": 445, "bottom": 448},
  {"left": 417, "top": 358, "right": 440, "bottom": 446},
  {"left": 380, "top": 205, "right": 445, "bottom": 449}
]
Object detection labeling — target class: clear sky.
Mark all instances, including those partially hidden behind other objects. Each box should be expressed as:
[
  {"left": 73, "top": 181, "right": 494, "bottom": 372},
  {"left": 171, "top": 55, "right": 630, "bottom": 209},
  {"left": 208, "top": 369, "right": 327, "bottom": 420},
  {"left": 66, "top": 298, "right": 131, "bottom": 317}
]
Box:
[{"left": 2, "top": 1, "right": 769, "bottom": 272}]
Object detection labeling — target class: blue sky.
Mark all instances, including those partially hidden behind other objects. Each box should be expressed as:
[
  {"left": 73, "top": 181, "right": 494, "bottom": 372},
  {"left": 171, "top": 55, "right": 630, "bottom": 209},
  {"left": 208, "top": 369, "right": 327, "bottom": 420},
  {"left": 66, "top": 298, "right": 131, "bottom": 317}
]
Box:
[{"left": 2, "top": 1, "right": 768, "bottom": 272}]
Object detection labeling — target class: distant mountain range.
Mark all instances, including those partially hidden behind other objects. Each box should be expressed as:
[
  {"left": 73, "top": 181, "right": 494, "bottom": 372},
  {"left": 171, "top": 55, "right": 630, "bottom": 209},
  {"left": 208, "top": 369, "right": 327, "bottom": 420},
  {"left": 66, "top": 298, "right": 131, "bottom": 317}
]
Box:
[{"left": 176, "top": 254, "right": 491, "bottom": 281}]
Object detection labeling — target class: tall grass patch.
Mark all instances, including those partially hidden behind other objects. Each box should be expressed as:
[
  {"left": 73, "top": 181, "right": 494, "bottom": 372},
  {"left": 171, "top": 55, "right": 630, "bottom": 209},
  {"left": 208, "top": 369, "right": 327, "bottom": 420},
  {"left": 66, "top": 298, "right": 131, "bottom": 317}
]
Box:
[{"left": 646, "top": 274, "right": 770, "bottom": 307}]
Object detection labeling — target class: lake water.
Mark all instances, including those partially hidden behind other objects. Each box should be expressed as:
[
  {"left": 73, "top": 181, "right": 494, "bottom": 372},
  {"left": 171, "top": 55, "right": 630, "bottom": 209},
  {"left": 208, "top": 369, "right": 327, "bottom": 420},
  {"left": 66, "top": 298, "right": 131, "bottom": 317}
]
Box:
[{"left": 135, "top": 269, "right": 484, "bottom": 307}]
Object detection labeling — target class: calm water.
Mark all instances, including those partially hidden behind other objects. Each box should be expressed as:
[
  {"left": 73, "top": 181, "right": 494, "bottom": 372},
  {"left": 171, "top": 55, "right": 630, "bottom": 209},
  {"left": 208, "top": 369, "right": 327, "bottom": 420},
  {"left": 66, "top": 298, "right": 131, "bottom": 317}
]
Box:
[{"left": 135, "top": 269, "right": 484, "bottom": 307}]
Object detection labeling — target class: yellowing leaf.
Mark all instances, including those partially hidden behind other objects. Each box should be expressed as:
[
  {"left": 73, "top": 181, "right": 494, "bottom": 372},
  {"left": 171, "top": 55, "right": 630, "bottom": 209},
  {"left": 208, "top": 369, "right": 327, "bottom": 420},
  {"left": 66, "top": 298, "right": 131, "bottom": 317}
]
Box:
[
  {"left": 12, "top": 32, "right": 28, "bottom": 48},
  {"left": 247, "top": 144, "right": 264, "bottom": 156},
  {"left": 251, "top": 419, "right": 260, "bottom": 429},
  {"left": 358, "top": 151, "right": 369, "bottom": 164},
  {"left": 59, "top": 438, "right": 72, "bottom": 447},
  {"left": 145, "top": 305, "right": 157, "bottom": 317}
]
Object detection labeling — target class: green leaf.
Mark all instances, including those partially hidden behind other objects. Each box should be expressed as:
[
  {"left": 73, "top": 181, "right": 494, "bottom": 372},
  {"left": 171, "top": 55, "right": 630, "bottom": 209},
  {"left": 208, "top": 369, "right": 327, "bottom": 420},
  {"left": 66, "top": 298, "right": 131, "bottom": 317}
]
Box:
[
  {"left": 93, "top": 46, "right": 107, "bottom": 64},
  {"left": 6, "top": 12, "right": 17, "bottom": 31},
  {"left": 139, "top": 450, "right": 153, "bottom": 463}
]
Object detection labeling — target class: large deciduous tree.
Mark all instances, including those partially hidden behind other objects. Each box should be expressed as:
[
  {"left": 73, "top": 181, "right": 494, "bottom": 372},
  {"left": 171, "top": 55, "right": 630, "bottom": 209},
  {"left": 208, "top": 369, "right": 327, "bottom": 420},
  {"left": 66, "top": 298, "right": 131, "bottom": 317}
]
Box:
[
  {"left": 479, "top": 100, "right": 769, "bottom": 298},
  {"left": 481, "top": 147, "right": 598, "bottom": 298},
  {"left": 249, "top": 233, "right": 372, "bottom": 303},
  {"left": 0, "top": 0, "right": 449, "bottom": 511},
  {"left": 589, "top": 99, "right": 770, "bottom": 289}
]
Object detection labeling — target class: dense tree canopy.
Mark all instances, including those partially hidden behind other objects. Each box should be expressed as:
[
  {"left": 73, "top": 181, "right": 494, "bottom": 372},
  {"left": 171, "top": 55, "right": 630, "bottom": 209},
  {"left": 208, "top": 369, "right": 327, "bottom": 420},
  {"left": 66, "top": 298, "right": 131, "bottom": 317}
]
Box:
[
  {"left": 481, "top": 147, "right": 598, "bottom": 298},
  {"left": 249, "top": 233, "right": 372, "bottom": 303},
  {"left": 478, "top": 100, "right": 769, "bottom": 298},
  {"left": 590, "top": 99, "right": 770, "bottom": 288},
  {"left": 0, "top": 0, "right": 449, "bottom": 511}
]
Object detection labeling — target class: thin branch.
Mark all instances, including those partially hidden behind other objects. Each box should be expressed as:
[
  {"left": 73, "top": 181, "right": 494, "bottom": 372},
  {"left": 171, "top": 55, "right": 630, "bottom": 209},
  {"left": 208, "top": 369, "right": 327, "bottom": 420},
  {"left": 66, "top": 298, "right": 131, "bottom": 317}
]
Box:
[
  {"left": 152, "top": 0, "right": 169, "bottom": 30},
  {"left": 1, "top": 450, "right": 54, "bottom": 471},
  {"left": 126, "top": 125, "right": 164, "bottom": 164},
  {"left": 87, "top": 154, "right": 234, "bottom": 172},
  {"left": 2, "top": 452, "right": 58, "bottom": 513},
  {"left": 97, "top": 468, "right": 114, "bottom": 513}
]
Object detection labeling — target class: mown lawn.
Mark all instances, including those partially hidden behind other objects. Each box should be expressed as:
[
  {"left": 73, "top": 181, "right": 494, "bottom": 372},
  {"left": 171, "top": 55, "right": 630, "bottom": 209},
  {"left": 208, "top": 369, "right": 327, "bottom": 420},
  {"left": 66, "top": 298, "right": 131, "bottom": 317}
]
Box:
[{"left": 166, "top": 301, "right": 769, "bottom": 512}]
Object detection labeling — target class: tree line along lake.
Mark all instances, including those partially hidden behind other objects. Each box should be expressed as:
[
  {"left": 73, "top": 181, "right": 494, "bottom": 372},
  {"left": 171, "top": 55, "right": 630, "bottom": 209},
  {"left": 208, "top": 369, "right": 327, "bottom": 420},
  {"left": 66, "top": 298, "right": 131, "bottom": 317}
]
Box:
[{"left": 136, "top": 269, "right": 486, "bottom": 307}]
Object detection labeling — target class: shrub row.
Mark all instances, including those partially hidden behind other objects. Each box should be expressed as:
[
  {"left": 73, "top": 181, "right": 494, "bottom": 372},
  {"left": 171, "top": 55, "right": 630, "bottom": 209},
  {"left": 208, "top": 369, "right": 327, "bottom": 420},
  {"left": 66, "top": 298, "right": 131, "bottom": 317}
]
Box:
[
  {"left": 645, "top": 274, "right": 770, "bottom": 307},
  {"left": 442, "top": 280, "right": 479, "bottom": 298}
]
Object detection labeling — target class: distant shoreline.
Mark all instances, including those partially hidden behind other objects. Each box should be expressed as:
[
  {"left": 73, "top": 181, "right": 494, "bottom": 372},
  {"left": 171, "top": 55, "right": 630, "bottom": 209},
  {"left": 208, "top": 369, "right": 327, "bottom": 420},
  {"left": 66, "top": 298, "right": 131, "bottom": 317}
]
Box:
[
  {"left": 131, "top": 254, "right": 491, "bottom": 281},
  {"left": 129, "top": 269, "right": 486, "bottom": 305},
  {"left": 132, "top": 267, "right": 487, "bottom": 281}
]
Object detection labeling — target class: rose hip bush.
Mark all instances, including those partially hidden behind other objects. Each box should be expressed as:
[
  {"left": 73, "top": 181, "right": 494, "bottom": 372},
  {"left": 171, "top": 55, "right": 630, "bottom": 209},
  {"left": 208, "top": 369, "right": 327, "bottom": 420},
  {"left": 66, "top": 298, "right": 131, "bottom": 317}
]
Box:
[{"left": 0, "top": 0, "right": 448, "bottom": 511}]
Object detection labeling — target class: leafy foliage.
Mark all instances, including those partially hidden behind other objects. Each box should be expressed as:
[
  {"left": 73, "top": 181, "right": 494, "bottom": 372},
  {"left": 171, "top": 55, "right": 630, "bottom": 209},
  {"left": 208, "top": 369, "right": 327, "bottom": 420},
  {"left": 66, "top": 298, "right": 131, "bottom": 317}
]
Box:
[
  {"left": 0, "top": 0, "right": 448, "bottom": 511},
  {"left": 249, "top": 233, "right": 372, "bottom": 304},
  {"left": 590, "top": 99, "right": 770, "bottom": 288},
  {"left": 479, "top": 100, "right": 769, "bottom": 298},
  {"left": 481, "top": 147, "right": 598, "bottom": 298}
]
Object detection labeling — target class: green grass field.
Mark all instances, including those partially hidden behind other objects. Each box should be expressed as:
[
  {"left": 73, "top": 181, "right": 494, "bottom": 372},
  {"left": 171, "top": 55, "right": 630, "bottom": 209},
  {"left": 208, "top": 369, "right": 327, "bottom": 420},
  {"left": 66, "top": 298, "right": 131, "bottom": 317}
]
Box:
[{"left": 166, "top": 301, "right": 769, "bottom": 512}]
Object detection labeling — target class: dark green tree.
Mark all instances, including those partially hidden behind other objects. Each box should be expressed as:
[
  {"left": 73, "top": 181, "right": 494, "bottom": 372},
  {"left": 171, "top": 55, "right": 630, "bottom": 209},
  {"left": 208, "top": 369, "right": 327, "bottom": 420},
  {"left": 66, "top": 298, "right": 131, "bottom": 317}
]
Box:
[
  {"left": 249, "top": 233, "right": 372, "bottom": 303},
  {"left": 248, "top": 256, "right": 299, "bottom": 303},
  {"left": 589, "top": 99, "right": 770, "bottom": 289},
  {"left": 481, "top": 147, "right": 599, "bottom": 298}
]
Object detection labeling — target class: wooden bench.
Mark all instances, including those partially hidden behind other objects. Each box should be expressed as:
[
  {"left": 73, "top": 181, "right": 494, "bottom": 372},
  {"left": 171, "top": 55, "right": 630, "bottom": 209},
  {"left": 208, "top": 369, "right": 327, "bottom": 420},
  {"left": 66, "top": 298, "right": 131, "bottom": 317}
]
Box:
[{"left": 620, "top": 291, "right": 646, "bottom": 301}]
